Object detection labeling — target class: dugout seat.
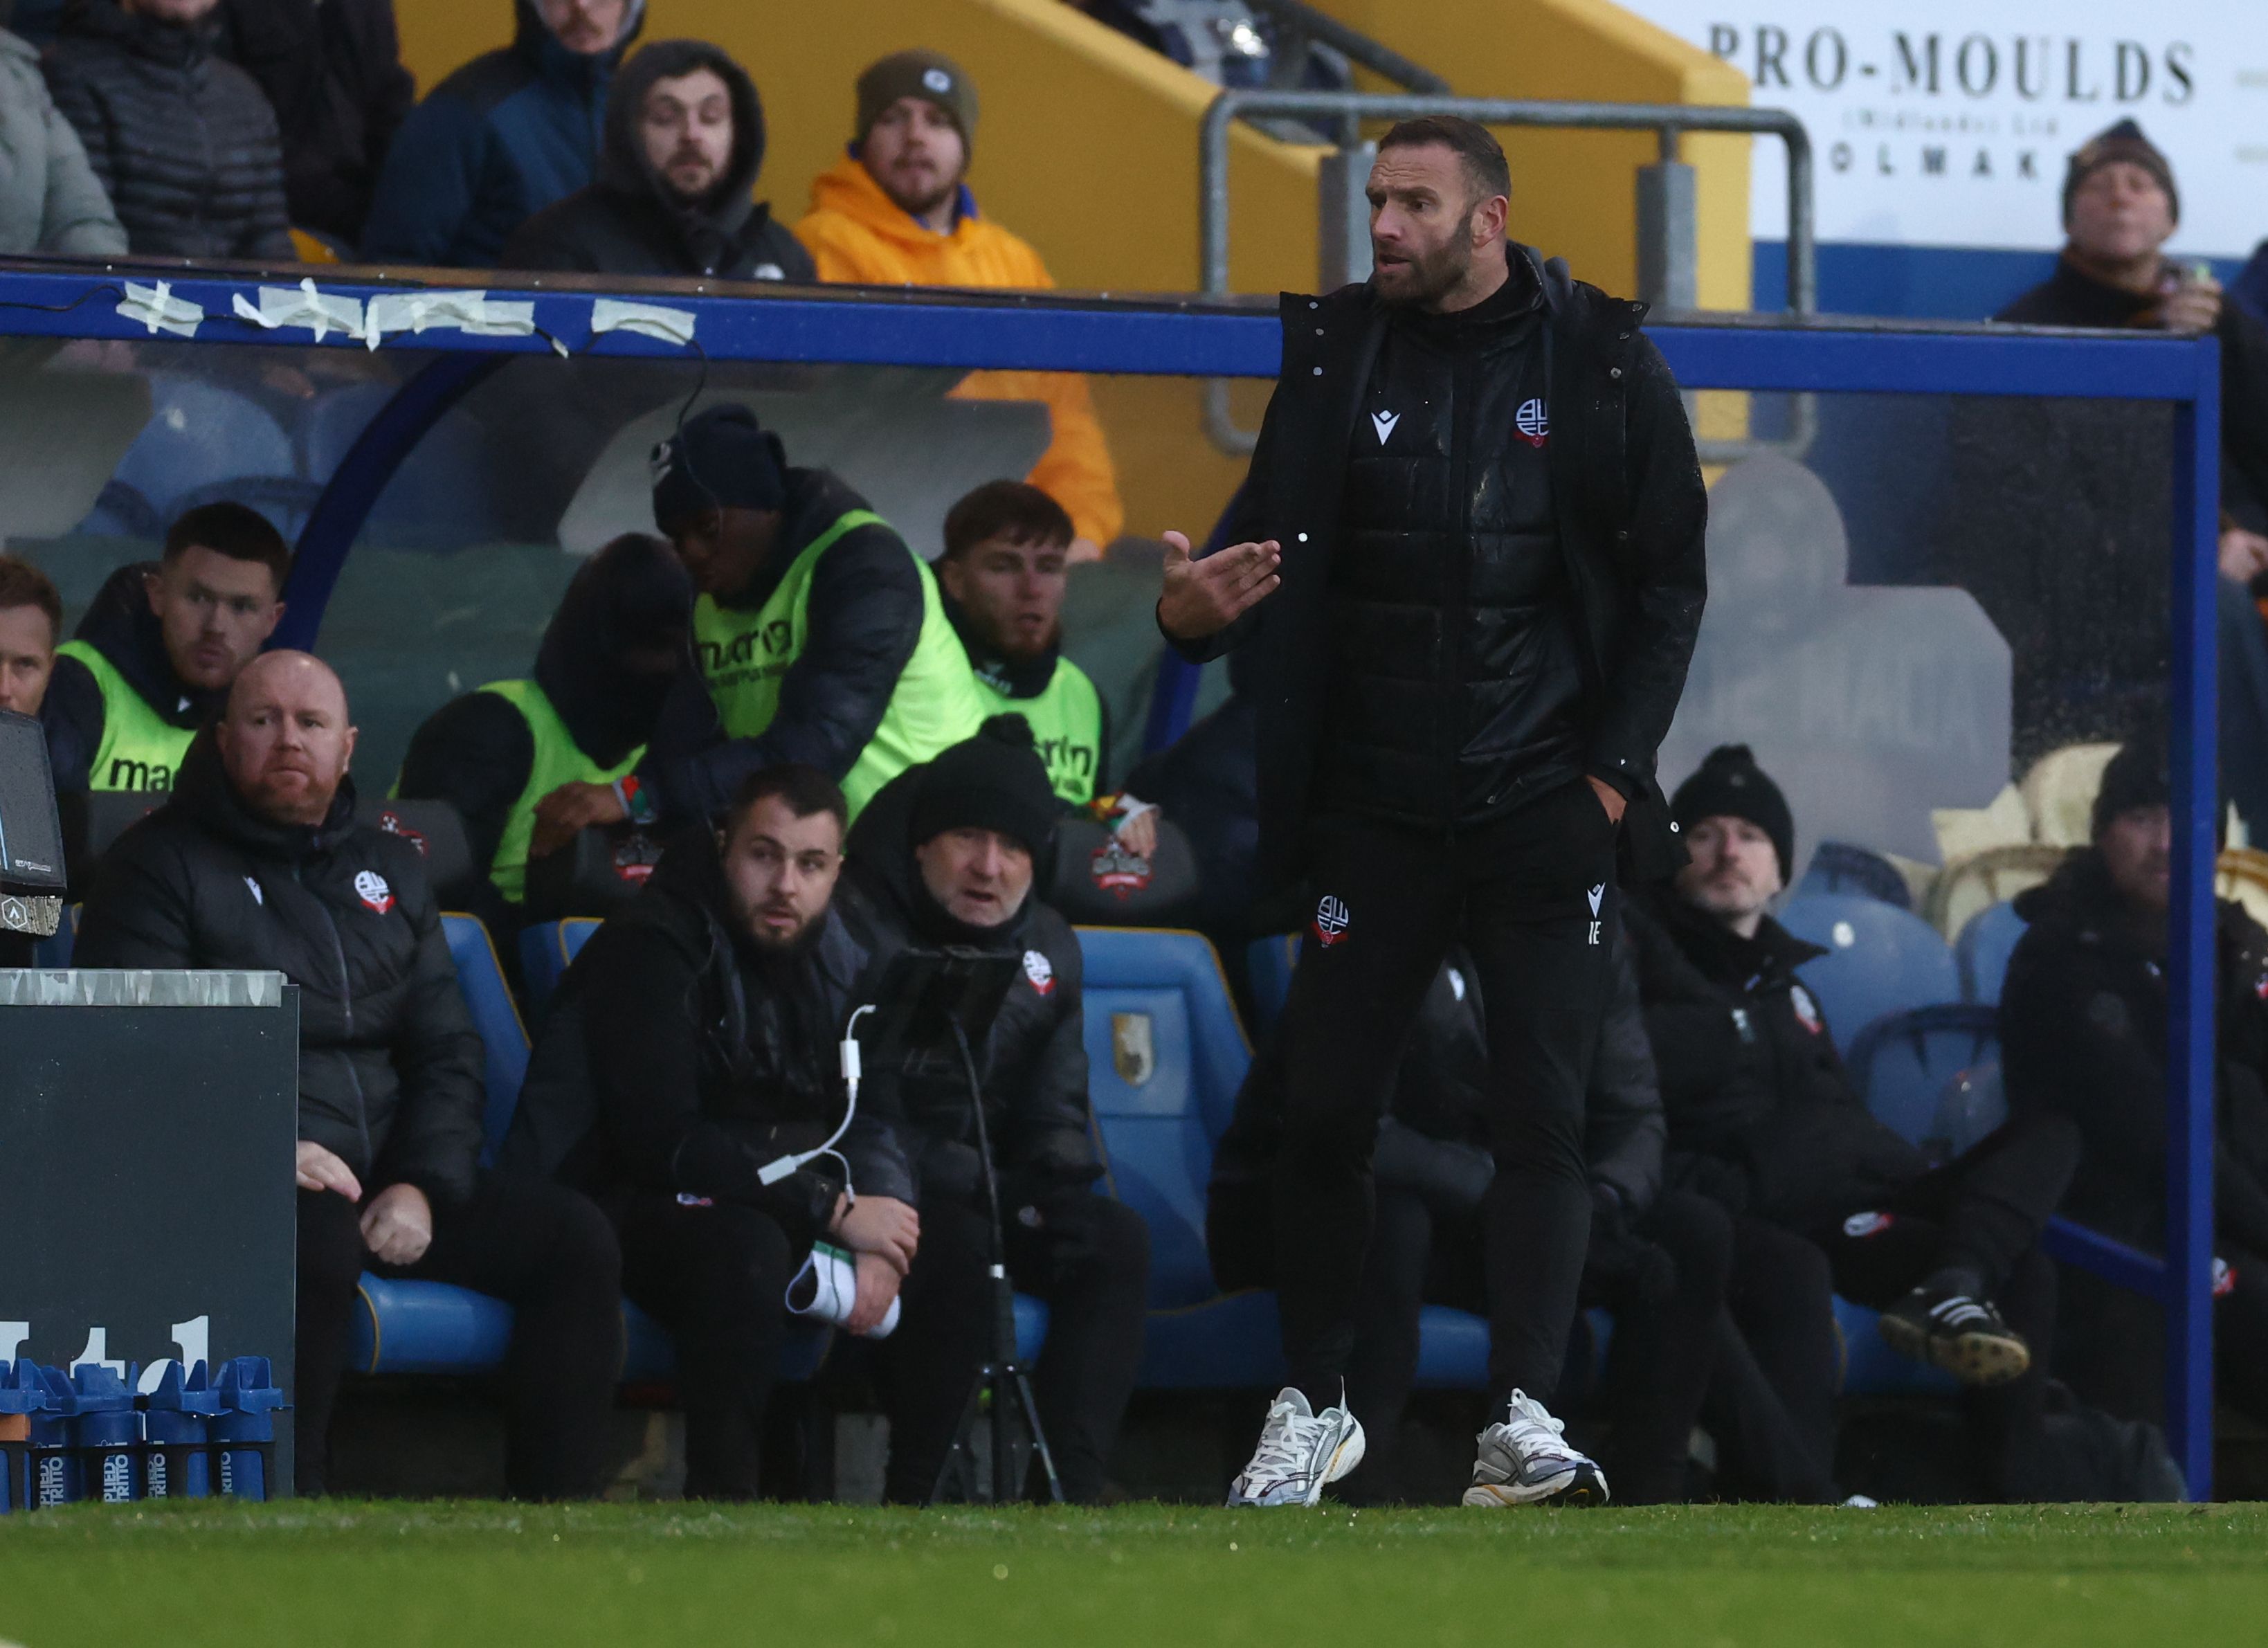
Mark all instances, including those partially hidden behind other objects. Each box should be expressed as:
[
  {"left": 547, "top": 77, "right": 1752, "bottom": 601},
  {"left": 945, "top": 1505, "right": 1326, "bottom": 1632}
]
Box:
[
  {"left": 1923, "top": 844, "right": 2068, "bottom": 946},
  {"left": 1833, "top": 1294, "right": 1959, "bottom": 1399},
  {"left": 1778, "top": 894, "right": 1960, "bottom": 1049},
  {"left": 442, "top": 914, "right": 529, "bottom": 1163},
  {"left": 1843, "top": 1004, "right": 2001, "bottom": 1150},
  {"left": 1955, "top": 900, "right": 2030, "bottom": 1006},
  {"left": 518, "top": 917, "right": 602, "bottom": 1017},
  {"left": 2021, "top": 743, "right": 2121, "bottom": 848},
  {"left": 1795, "top": 841, "right": 1914, "bottom": 910}
]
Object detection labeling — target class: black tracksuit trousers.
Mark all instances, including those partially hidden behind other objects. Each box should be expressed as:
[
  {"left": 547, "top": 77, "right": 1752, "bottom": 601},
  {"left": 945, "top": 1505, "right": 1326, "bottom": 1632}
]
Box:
[
  {"left": 296, "top": 1177, "right": 625, "bottom": 1498},
  {"left": 882, "top": 1192, "right": 1150, "bottom": 1505},
  {"left": 1275, "top": 787, "right": 1620, "bottom": 1407}
]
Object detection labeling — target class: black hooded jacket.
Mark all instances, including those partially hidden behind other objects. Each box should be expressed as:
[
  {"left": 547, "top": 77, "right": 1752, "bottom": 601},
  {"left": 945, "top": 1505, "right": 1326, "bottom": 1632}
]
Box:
[
  {"left": 2002, "top": 849, "right": 2268, "bottom": 1256},
  {"left": 43, "top": 0, "right": 293, "bottom": 260},
  {"left": 499, "top": 832, "right": 912, "bottom": 1238},
  {"left": 1167, "top": 250, "right": 1707, "bottom": 891},
  {"left": 836, "top": 763, "right": 1101, "bottom": 1207},
  {"left": 42, "top": 561, "right": 215, "bottom": 794},
  {"left": 397, "top": 534, "right": 693, "bottom": 897},
  {"left": 1624, "top": 885, "right": 1927, "bottom": 1231},
  {"left": 75, "top": 736, "right": 488, "bottom": 1206},
  {"left": 498, "top": 38, "right": 812, "bottom": 282}
]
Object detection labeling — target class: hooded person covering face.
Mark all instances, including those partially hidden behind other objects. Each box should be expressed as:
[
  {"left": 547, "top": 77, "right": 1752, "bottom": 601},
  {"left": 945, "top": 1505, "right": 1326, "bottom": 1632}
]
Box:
[
  {"left": 498, "top": 37, "right": 815, "bottom": 282},
  {"left": 396, "top": 533, "right": 694, "bottom": 916}
]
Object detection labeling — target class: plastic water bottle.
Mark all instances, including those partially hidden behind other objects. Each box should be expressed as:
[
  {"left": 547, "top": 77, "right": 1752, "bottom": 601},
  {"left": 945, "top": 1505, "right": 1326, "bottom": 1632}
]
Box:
[
  {"left": 142, "top": 1361, "right": 217, "bottom": 1499},
  {"left": 212, "top": 1357, "right": 287, "bottom": 1501},
  {"left": 71, "top": 1364, "right": 143, "bottom": 1503},
  {"left": 28, "top": 1366, "right": 81, "bottom": 1507},
  {"left": 0, "top": 1359, "right": 45, "bottom": 1514}
]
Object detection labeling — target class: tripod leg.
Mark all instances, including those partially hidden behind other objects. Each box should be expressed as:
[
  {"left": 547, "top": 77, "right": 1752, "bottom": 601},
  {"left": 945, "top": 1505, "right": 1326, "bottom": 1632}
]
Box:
[
  {"left": 1010, "top": 1366, "right": 1064, "bottom": 1505},
  {"left": 929, "top": 1370, "right": 992, "bottom": 1506}
]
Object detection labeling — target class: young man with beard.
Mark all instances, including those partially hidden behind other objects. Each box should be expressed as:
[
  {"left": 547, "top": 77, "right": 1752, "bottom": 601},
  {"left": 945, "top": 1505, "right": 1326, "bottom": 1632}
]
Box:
[
  {"left": 1156, "top": 116, "right": 1708, "bottom": 1508},
  {"left": 840, "top": 718, "right": 1150, "bottom": 1503},
  {"left": 43, "top": 502, "right": 288, "bottom": 797},
  {"left": 505, "top": 764, "right": 919, "bottom": 1500},
  {"left": 396, "top": 532, "right": 692, "bottom": 925},
  {"left": 499, "top": 39, "right": 813, "bottom": 282},
  {"left": 535, "top": 405, "right": 988, "bottom": 843},
  {"left": 1627, "top": 745, "right": 2081, "bottom": 1498},
  {"left": 2002, "top": 734, "right": 2268, "bottom": 1430},
  {"left": 76, "top": 652, "right": 626, "bottom": 1498},
  {"left": 794, "top": 51, "right": 1122, "bottom": 559}
]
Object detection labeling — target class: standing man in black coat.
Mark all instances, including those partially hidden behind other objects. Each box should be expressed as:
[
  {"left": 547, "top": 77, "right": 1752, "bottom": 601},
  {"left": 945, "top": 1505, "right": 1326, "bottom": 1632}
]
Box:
[
  {"left": 499, "top": 38, "right": 812, "bottom": 282},
  {"left": 44, "top": 0, "right": 293, "bottom": 261},
  {"left": 1158, "top": 115, "right": 1707, "bottom": 1508},
  {"left": 76, "top": 652, "right": 624, "bottom": 1498},
  {"left": 840, "top": 718, "right": 1150, "bottom": 1503}
]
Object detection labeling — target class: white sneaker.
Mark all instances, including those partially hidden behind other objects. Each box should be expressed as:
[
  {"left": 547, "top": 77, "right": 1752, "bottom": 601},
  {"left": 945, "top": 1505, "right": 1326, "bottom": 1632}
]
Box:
[
  {"left": 1225, "top": 1386, "right": 1366, "bottom": 1507},
  {"left": 1462, "top": 1390, "right": 1609, "bottom": 1507}
]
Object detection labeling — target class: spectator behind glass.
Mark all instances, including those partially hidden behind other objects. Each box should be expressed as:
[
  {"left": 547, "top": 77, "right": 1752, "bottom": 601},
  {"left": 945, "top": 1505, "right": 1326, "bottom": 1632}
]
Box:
[
  {"left": 42, "top": 0, "right": 292, "bottom": 260},
  {"left": 0, "top": 554, "right": 62, "bottom": 718},
  {"left": 0, "top": 19, "right": 126, "bottom": 255},
  {"left": 41, "top": 502, "right": 287, "bottom": 797},
  {"left": 502, "top": 765, "right": 918, "bottom": 1501},
  {"left": 396, "top": 532, "right": 691, "bottom": 925},
  {"left": 2001, "top": 733, "right": 2268, "bottom": 1432},
  {"left": 360, "top": 0, "right": 643, "bottom": 267},
  {"left": 841, "top": 718, "right": 1150, "bottom": 1503},
  {"left": 213, "top": 0, "right": 416, "bottom": 247},
  {"left": 75, "top": 652, "right": 626, "bottom": 1497},
  {"left": 1996, "top": 120, "right": 2268, "bottom": 579},
  {"left": 2235, "top": 240, "right": 2268, "bottom": 330},
  {"left": 1624, "top": 745, "right": 2083, "bottom": 1499},
  {"left": 500, "top": 39, "right": 813, "bottom": 282},
  {"left": 794, "top": 51, "right": 1123, "bottom": 559}
]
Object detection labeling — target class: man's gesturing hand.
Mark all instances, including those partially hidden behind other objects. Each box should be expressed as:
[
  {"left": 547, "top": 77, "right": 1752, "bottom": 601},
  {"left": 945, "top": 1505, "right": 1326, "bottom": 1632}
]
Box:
[{"left": 1156, "top": 530, "right": 1280, "bottom": 642}]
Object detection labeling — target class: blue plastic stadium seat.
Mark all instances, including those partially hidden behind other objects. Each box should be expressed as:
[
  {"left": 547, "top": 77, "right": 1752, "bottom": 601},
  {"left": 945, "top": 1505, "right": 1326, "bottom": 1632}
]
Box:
[
  {"left": 442, "top": 913, "right": 529, "bottom": 1158},
  {"left": 87, "top": 373, "right": 306, "bottom": 536},
  {"left": 1957, "top": 900, "right": 2030, "bottom": 1006},
  {"left": 1834, "top": 1294, "right": 1959, "bottom": 1398},
  {"left": 1844, "top": 1004, "right": 2001, "bottom": 1148},
  {"left": 1796, "top": 841, "right": 1913, "bottom": 910},
  {"left": 1778, "top": 894, "right": 1961, "bottom": 1049},
  {"left": 1244, "top": 932, "right": 1301, "bottom": 1035},
  {"left": 518, "top": 917, "right": 602, "bottom": 1017}
]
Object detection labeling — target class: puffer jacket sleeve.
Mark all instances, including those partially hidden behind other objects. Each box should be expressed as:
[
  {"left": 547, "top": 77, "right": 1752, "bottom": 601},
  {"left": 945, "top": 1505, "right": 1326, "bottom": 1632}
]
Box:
[
  {"left": 42, "top": 51, "right": 117, "bottom": 206},
  {"left": 374, "top": 846, "right": 487, "bottom": 1207},
  {"left": 30, "top": 64, "right": 127, "bottom": 255},
  {"left": 73, "top": 820, "right": 198, "bottom": 968},
  {"left": 217, "top": 63, "right": 293, "bottom": 260},
  {"left": 1584, "top": 333, "right": 1707, "bottom": 785}
]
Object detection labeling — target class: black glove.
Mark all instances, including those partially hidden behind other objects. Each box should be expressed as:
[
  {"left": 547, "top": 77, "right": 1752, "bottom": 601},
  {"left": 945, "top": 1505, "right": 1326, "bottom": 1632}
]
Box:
[{"left": 1585, "top": 1183, "right": 1678, "bottom": 1307}]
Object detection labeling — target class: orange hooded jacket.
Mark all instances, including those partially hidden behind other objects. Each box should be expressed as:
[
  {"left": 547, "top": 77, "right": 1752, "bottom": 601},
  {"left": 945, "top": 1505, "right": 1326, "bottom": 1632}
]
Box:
[{"left": 795, "top": 154, "right": 1123, "bottom": 549}]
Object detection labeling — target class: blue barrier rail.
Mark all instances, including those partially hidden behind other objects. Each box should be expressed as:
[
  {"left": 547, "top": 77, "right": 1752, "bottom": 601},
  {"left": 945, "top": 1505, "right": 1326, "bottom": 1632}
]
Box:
[{"left": 0, "top": 258, "right": 2222, "bottom": 1495}]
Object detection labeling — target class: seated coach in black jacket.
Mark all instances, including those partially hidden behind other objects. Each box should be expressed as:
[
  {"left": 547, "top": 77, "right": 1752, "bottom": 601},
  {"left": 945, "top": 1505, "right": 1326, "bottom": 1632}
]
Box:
[
  {"left": 842, "top": 717, "right": 1149, "bottom": 1504},
  {"left": 503, "top": 761, "right": 918, "bottom": 1501},
  {"left": 77, "top": 652, "right": 624, "bottom": 1498}
]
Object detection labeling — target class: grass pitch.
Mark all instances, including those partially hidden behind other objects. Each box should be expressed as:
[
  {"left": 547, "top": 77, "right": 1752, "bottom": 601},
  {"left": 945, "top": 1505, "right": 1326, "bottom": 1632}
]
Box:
[{"left": 3, "top": 1500, "right": 2264, "bottom": 1647}]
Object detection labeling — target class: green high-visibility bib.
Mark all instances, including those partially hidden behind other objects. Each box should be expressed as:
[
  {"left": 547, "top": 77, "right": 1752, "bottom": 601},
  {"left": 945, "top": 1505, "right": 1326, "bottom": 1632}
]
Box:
[
  {"left": 973, "top": 654, "right": 1105, "bottom": 806},
  {"left": 693, "top": 509, "right": 986, "bottom": 815},
  {"left": 55, "top": 640, "right": 192, "bottom": 792},
  {"left": 474, "top": 678, "right": 644, "bottom": 903}
]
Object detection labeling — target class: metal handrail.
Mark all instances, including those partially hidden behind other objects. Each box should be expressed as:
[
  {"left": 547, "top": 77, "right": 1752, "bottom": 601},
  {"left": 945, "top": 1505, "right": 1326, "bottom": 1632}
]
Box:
[{"left": 1197, "top": 90, "right": 1817, "bottom": 459}]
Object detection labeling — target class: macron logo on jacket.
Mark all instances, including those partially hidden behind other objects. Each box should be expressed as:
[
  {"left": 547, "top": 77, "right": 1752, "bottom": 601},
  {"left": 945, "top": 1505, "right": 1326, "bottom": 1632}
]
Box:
[{"left": 1370, "top": 410, "right": 1400, "bottom": 444}]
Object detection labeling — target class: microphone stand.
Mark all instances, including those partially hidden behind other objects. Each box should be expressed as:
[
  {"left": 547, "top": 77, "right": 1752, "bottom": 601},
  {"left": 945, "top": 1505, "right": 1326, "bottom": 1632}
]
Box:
[{"left": 929, "top": 1013, "right": 1062, "bottom": 1505}]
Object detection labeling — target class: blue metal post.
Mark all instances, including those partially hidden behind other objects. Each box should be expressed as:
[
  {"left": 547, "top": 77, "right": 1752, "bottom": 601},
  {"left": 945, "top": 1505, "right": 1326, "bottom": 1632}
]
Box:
[
  {"left": 273, "top": 353, "right": 505, "bottom": 651},
  {"left": 2164, "top": 345, "right": 2222, "bottom": 1500}
]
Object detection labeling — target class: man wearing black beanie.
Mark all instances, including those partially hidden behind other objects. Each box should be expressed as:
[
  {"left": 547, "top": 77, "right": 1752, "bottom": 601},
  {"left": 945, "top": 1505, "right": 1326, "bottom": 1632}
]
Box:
[
  {"left": 2003, "top": 730, "right": 2268, "bottom": 1433},
  {"left": 549, "top": 403, "right": 988, "bottom": 841},
  {"left": 1627, "top": 744, "right": 2083, "bottom": 1499},
  {"left": 837, "top": 716, "right": 1150, "bottom": 1503}
]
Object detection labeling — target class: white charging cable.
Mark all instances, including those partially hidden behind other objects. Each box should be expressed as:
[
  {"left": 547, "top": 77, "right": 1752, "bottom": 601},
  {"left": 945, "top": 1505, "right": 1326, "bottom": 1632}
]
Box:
[{"left": 757, "top": 1003, "right": 876, "bottom": 1188}]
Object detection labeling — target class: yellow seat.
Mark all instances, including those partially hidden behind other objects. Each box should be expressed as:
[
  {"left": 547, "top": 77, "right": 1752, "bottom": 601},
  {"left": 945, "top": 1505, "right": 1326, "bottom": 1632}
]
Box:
[
  {"left": 2021, "top": 744, "right": 2122, "bottom": 848},
  {"left": 1924, "top": 844, "right": 2074, "bottom": 941},
  {"left": 2218, "top": 848, "right": 2268, "bottom": 930}
]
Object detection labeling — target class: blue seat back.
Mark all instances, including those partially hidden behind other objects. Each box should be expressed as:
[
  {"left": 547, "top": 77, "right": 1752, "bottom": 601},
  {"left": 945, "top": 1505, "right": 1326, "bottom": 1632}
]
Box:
[
  {"left": 1778, "top": 893, "right": 1960, "bottom": 1048},
  {"left": 1844, "top": 1004, "right": 2001, "bottom": 1148},
  {"left": 98, "top": 373, "right": 298, "bottom": 528},
  {"left": 442, "top": 914, "right": 529, "bottom": 1161},
  {"left": 1796, "top": 841, "right": 1912, "bottom": 910},
  {"left": 1244, "top": 932, "right": 1301, "bottom": 1035},
  {"left": 1956, "top": 900, "right": 2029, "bottom": 1005},
  {"left": 1076, "top": 928, "right": 1251, "bottom": 1309},
  {"left": 518, "top": 918, "right": 603, "bottom": 1017}
]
